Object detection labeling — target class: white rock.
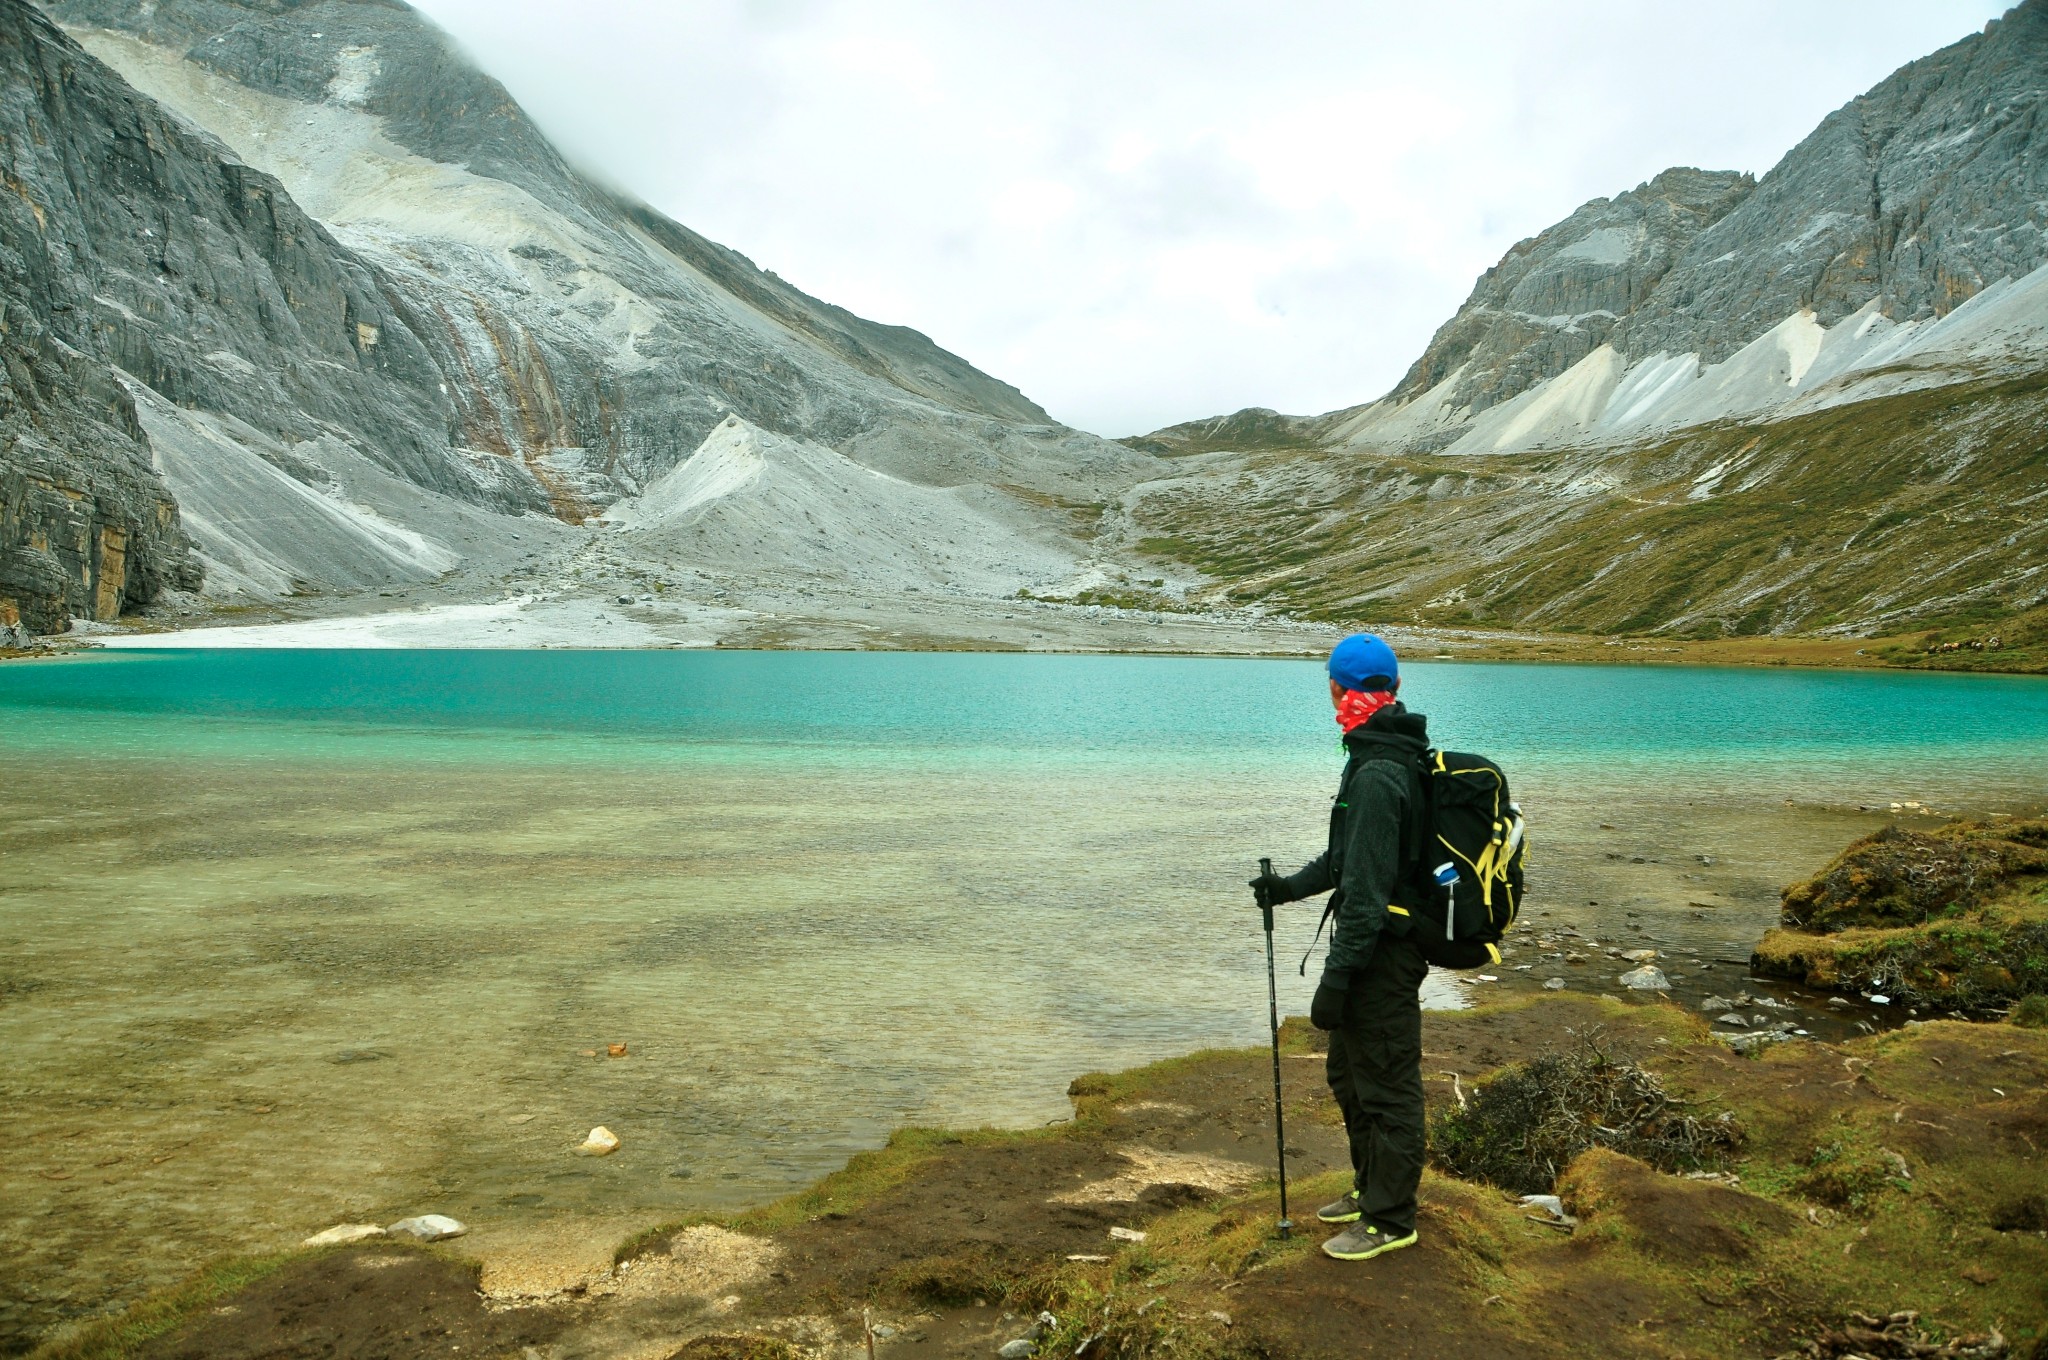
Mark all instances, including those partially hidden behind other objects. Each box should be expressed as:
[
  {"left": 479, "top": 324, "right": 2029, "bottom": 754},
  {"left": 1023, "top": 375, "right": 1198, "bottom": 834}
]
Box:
[
  {"left": 1542, "top": 977, "right": 1566, "bottom": 990},
  {"left": 576, "top": 1126, "right": 621, "bottom": 1156},
  {"left": 998, "top": 1341, "right": 1036, "bottom": 1360},
  {"left": 386, "top": 1214, "right": 467, "bottom": 1242},
  {"left": 1618, "top": 966, "right": 1670, "bottom": 991},
  {"left": 1108, "top": 1226, "right": 1147, "bottom": 1242},
  {"left": 302, "top": 1223, "right": 385, "bottom": 1248},
  {"left": 1716, "top": 1013, "right": 1749, "bottom": 1028},
  {"left": 1622, "top": 949, "right": 1658, "bottom": 963}
]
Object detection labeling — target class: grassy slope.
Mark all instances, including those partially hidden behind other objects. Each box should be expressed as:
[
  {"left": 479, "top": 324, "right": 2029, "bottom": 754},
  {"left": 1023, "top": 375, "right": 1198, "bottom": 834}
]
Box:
[{"left": 1128, "top": 371, "right": 2048, "bottom": 672}]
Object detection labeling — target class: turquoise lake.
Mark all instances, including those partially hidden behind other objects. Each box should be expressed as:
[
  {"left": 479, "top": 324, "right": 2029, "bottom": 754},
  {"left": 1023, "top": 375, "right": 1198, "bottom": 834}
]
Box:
[{"left": 2, "top": 649, "right": 2045, "bottom": 1334}]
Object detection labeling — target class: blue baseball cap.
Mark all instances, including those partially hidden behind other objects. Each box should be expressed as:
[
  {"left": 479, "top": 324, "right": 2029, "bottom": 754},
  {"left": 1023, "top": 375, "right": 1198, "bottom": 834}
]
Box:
[{"left": 1327, "top": 633, "right": 1399, "bottom": 691}]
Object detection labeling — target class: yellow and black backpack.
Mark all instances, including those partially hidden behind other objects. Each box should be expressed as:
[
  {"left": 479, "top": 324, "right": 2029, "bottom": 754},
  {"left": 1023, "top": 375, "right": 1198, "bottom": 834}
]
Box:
[{"left": 1403, "top": 750, "right": 1527, "bottom": 970}]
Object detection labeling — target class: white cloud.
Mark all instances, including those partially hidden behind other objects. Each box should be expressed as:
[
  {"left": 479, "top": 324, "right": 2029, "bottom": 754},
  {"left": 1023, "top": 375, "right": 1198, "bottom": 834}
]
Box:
[{"left": 408, "top": 0, "right": 2010, "bottom": 434}]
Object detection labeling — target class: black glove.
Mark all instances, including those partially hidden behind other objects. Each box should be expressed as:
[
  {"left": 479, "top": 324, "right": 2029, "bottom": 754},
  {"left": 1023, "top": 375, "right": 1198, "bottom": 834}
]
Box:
[
  {"left": 1249, "top": 866, "right": 1293, "bottom": 910},
  {"left": 1310, "top": 969, "right": 1351, "bottom": 1031}
]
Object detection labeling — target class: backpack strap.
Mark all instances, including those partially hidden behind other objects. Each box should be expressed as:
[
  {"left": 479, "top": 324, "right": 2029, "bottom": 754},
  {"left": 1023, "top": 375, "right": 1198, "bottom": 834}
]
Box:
[
  {"left": 1298, "top": 752, "right": 1358, "bottom": 975},
  {"left": 1297, "top": 748, "right": 1428, "bottom": 975}
]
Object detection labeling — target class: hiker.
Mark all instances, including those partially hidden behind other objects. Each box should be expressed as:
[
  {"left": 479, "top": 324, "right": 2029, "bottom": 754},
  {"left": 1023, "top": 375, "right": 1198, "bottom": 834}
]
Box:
[{"left": 1250, "top": 632, "right": 1430, "bottom": 1263}]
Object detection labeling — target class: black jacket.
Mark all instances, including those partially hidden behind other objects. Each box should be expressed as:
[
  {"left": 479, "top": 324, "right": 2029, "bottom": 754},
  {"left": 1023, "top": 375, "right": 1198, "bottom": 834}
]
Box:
[{"left": 1278, "top": 704, "right": 1430, "bottom": 975}]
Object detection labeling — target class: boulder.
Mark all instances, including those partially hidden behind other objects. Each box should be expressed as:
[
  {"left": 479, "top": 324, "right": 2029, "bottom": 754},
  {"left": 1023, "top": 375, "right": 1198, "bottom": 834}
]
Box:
[
  {"left": 386, "top": 1214, "right": 467, "bottom": 1242},
  {"left": 1619, "top": 966, "right": 1670, "bottom": 991}
]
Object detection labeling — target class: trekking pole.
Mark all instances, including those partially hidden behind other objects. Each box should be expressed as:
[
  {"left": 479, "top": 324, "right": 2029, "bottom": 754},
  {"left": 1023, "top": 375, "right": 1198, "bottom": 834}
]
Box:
[{"left": 1257, "top": 857, "right": 1294, "bottom": 1239}]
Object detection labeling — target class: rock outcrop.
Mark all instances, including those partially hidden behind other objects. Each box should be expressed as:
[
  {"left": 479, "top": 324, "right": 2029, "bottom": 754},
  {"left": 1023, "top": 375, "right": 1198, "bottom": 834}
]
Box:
[
  {"left": 1, "top": 0, "right": 205, "bottom": 635},
  {"left": 1177, "top": 1, "right": 2048, "bottom": 459},
  {"left": 1387, "top": 168, "right": 1756, "bottom": 419},
  {"left": 1613, "top": 1, "right": 2048, "bottom": 364}
]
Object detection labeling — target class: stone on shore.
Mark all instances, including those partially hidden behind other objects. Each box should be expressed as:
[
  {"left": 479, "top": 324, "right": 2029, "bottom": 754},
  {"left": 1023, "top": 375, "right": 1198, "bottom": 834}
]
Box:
[
  {"left": 386, "top": 1214, "right": 467, "bottom": 1242},
  {"left": 302, "top": 1223, "right": 385, "bottom": 1248},
  {"left": 1618, "top": 965, "right": 1670, "bottom": 990},
  {"left": 998, "top": 1340, "right": 1036, "bottom": 1359},
  {"left": 577, "top": 1126, "right": 621, "bottom": 1156}
]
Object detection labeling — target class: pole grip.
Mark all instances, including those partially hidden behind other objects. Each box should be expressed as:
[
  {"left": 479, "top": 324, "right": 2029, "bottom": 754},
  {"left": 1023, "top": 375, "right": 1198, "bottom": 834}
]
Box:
[{"left": 1257, "top": 857, "right": 1275, "bottom": 931}]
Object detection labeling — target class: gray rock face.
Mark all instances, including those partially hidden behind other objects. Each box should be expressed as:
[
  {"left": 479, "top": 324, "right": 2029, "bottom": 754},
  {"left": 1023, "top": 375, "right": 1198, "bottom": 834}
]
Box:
[
  {"left": 46, "top": 0, "right": 1105, "bottom": 490},
  {"left": 3, "top": 0, "right": 1155, "bottom": 634},
  {"left": 1390, "top": 168, "right": 1756, "bottom": 415},
  {"left": 1, "top": 0, "right": 204, "bottom": 633},
  {"left": 1344, "top": 1, "right": 2048, "bottom": 441},
  {"left": 1617, "top": 1, "right": 2048, "bottom": 362}
]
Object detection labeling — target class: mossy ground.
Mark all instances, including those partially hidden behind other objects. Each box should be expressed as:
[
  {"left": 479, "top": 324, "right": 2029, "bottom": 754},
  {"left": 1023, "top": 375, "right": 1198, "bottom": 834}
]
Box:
[{"left": 1756, "top": 818, "right": 2048, "bottom": 1010}]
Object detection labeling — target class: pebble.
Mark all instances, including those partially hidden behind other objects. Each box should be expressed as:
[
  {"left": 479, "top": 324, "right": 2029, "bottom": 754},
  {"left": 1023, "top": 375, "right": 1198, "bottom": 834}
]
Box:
[
  {"left": 1621, "top": 949, "right": 1658, "bottom": 963},
  {"left": 1699, "top": 995, "right": 1734, "bottom": 1013},
  {"left": 1108, "top": 1226, "right": 1147, "bottom": 1242},
  {"left": 1542, "top": 977, "right": 1566, "bottom": 990},
  {"left": 576, "top": 1126, "right": 620, "bottom": 1157},
  {"left": 386, "top": 1214, "right": 467, "bottom": 1242},
  {"left": 1716, "top": 1013, "right": 1749, "bottom": 1028},
  {"left": 302, "top": 1223, "right": 385, "bottom": 1248},
  {"left": 1618, "top": 965, "right": 1670, "bottom": 991}
]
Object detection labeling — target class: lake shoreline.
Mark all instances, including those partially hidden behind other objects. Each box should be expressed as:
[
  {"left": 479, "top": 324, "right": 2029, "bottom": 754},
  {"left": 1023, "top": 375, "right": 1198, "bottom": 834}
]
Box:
[
  {"left": 8, "top": 650, "right": 2045, "bottom": 1355},
  {"left": 5, "top": 581, "right": 2040, "bottom": 676},
  {"left": 35, "top": 989, "right": 2047, "bottom": 1360}
]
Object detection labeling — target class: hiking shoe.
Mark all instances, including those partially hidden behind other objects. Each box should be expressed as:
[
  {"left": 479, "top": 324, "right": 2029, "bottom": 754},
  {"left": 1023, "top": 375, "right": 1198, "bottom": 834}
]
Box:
[
  {"left": 1315, "top": 1191, "right": 1362, "bottom": 1224},
  {"left": 1322, "top": 1224, "right": 1417, "bottom": 1261}
]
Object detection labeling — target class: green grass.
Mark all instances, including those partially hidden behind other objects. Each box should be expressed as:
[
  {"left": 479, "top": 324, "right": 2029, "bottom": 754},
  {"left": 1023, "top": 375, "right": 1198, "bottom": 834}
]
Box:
[{"left": 1124, "top": 372, "right": 2048, "bottom": 670}]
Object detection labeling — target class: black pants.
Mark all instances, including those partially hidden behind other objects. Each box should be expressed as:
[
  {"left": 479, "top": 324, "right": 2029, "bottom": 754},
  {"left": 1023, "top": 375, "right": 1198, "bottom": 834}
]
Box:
[{"left": 1324, "top": 931, "right": 1429, "bottom": 1235}]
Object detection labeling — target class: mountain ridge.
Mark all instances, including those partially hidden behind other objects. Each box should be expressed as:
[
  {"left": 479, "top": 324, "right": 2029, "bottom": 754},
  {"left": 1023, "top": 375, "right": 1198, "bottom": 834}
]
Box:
[
  {"left": 1148, "top": 0, "right": 2048, "bottom": 458},
  {"left": 2, "top": 0, "right": 1160, "bottom": 638}
]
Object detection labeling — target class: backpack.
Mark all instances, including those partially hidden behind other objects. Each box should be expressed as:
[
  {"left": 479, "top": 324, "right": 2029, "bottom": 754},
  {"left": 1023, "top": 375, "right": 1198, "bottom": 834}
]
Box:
[{"left": 1396, "top": 750, "right": 1527, "bottom": 971}]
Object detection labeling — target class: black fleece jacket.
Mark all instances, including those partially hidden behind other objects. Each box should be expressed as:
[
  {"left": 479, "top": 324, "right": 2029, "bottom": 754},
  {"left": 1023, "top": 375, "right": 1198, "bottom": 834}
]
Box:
[{"left": 1278, "top": 704, "right": 1430, "bottom": 977}]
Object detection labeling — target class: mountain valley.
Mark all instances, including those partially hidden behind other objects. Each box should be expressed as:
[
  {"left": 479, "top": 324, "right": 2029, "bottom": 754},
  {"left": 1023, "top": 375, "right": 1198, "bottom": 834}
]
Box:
[{"left": 2, "top": 0, "right": 2045, "bottom": 668}]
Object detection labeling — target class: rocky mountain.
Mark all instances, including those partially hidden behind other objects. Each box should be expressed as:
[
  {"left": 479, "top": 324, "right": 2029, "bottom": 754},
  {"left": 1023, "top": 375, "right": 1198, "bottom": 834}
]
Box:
[
  {"left": 1, "top": 0, "right": 1154, "bottom": 639},
  {"left": 1384, "top": 167, "right": 1758, "bottom": 422},
  {"left": 1175, "top": 0, "right": 2048, "bottom": 460},
  {"left": 1118, "top": 1, "right": 2048, "bottom": 660}
]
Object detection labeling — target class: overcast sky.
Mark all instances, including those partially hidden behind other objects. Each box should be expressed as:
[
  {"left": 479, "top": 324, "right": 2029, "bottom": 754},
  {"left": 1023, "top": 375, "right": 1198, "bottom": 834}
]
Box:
[{"left": 411, "top": 1, "right": 2006, "bottom": 436}]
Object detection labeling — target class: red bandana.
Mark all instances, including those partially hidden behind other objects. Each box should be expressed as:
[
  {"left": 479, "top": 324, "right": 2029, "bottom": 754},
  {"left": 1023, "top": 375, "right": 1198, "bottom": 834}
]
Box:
[{"left": 1335, "top": 688, "right": 1398, "bottom": 734}]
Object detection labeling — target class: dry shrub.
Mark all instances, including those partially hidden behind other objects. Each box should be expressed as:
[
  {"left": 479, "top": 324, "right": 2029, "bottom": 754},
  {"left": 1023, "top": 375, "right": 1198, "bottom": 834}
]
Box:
[
  {"left": 1781, "top": 820, "right": 2048, "bottom": 933},
  {"left": 1429, "top": 1035, "right": 1741, "bottom": 1195},
  {"left": 1775, "top": 1310, "right": 2008, "bottom": 1359}
]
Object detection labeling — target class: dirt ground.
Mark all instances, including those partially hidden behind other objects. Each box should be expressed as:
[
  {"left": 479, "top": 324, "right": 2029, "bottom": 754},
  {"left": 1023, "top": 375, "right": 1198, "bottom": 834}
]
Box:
[{"left": 41, "top": 992, "right": 2047, "bottom": 1360}]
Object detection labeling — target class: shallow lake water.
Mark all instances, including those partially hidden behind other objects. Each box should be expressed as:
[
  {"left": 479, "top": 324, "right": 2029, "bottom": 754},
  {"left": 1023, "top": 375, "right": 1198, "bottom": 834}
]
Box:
[{"left": 2, "top": 650, "right": 2045, "bottom": 1344}]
